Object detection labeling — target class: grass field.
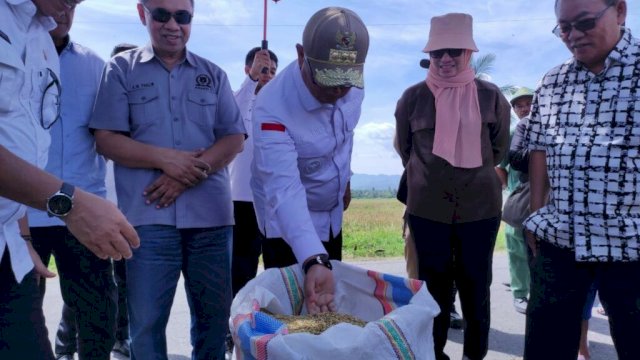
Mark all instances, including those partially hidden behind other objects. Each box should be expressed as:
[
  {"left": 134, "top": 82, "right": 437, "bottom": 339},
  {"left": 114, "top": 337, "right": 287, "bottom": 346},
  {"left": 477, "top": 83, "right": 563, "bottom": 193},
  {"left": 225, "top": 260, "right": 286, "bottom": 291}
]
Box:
[{"left": 342, "top": 198, "right": 506, "bottom": 259}]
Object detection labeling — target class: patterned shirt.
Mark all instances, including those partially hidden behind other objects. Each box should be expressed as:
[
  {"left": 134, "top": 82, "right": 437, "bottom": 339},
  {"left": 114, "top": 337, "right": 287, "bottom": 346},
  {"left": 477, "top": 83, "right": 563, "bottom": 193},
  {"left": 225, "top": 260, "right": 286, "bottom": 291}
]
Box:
[{"left": 524, "top": 28, "right": 640, "bottom": 262}]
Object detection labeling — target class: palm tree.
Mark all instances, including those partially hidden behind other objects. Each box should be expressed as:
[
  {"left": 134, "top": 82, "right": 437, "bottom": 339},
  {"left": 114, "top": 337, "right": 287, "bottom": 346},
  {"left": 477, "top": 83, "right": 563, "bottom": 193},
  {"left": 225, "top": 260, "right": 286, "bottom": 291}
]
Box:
[{"left": 471, "top": 53, "right": 517, "bottom": 96}]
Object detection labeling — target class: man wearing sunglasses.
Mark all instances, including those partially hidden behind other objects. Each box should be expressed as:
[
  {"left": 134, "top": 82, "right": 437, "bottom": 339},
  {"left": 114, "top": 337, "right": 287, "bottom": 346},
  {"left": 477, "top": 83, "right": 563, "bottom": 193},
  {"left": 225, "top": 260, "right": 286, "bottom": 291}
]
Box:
[
  {"left": 251, "top": 7, "right": 369, "bottom": 315},
  {"left": 524, "top": 0, "right": 640, "bottom": 359},
  {"left": 90, "top": 0, "right": 245, "bottom": 359},
  {"left": 0, "top": 1, "right": 140, "bottom": 360}
]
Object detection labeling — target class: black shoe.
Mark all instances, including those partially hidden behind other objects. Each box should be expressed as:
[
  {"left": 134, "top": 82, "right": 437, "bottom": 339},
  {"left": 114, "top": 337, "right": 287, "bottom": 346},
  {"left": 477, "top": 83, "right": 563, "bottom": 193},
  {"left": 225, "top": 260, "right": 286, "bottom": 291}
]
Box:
[
  {"left": 112, "top": 339, "right": 131, "bottom": 357},
  {"left": 449, "top": 309, "right": 464, "bottom": 329},
  {"left": 55, "top": 354, "right": 74, "bottom": 360}
]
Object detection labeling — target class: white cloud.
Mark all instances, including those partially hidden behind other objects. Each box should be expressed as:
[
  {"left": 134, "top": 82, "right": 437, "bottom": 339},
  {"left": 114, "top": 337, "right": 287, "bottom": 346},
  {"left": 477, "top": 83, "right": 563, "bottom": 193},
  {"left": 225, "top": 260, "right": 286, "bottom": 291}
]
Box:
[
  {"left": 71, "top": 0, "right": 640, "bottom": 176},
  {"left": 352, "top": 122, "right": 403, "bottom": 175}
]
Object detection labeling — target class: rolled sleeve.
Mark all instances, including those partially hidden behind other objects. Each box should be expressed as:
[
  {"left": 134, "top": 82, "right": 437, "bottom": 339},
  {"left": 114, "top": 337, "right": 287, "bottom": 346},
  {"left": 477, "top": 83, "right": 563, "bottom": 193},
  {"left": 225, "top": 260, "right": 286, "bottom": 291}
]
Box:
[
  {"left": 89, "top": 59, "right": 131, "bottom": 133},
  {"left": 214, "top": 72, "right": 245, "bottom": 138}
]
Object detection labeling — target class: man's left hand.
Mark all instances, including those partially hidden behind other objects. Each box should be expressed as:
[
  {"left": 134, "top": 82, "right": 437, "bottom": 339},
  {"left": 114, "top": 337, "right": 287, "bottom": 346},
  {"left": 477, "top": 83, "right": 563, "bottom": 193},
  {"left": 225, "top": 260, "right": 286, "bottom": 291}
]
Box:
[{"left": 144, "top": 174, "right": 188, "bottom": 208}]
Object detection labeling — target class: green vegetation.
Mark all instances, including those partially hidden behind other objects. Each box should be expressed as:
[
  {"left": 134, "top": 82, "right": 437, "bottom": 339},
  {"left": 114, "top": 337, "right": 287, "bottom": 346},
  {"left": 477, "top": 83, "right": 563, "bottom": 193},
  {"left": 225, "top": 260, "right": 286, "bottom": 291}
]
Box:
[
  {"left": 47, "top": 198, "right": 505, "bottom": 270},
  {"left": 342, "top": 198, "right": 505, "bottom": 259},
  {"left": 351, "top": 188, "right": 397, "bottom": 199}
]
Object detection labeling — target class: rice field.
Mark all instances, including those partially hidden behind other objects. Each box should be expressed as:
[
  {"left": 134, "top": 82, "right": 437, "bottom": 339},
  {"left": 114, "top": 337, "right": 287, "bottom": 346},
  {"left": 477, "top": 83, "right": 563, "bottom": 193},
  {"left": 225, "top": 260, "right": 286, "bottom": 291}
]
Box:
[
  {"left": 342, "top": 198, "right": 506, "bottom": 259},
  {"left": 48, "top": 198, "right": 505, "bottom": 271}
]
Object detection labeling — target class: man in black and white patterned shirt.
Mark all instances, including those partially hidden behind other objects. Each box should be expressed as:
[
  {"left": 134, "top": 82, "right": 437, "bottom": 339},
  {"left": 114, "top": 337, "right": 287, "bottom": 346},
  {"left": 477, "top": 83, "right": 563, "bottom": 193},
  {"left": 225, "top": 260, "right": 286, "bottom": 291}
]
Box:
[{"left": 523, "top": 0, "right": 640, "bottom": 359}]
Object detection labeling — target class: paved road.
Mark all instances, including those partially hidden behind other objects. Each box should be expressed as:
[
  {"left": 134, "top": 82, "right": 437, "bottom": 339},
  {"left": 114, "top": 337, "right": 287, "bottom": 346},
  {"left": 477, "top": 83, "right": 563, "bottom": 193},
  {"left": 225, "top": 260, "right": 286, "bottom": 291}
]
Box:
[{"left": 43, "top": 252, "right": 615, "bottom": 359}]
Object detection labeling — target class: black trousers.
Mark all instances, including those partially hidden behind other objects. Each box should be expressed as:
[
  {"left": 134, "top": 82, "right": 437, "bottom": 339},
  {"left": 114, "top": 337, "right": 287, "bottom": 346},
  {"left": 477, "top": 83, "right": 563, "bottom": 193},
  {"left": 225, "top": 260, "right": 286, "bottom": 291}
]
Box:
[
  {"left": 113, "top": 258, "right": 129, "bottom": 341},
  {"left": 231, "top": 201, "right": 262, "bottom": 296},
  {"left": 261, "top": 229, "right": 342, "bottom": 269},
  {"left": 31, "top": 226, "right": 117, "bottom": 360},
  {"left": 0, "top": 248, "right": 54, "bottom": 360},
  {"left": 408, "top": 215, "right": 500, "bottom": 360},
  {"left": 524, "top": 241, "right": 640, "bottom": 360}
]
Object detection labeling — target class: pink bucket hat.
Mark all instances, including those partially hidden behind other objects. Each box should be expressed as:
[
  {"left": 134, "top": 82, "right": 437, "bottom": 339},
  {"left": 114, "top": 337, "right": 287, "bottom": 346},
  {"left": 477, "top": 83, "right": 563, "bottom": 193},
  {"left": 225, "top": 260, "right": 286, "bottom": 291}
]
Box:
[{"left": 423, "top": 13, "right": 479, "bottom": 53}]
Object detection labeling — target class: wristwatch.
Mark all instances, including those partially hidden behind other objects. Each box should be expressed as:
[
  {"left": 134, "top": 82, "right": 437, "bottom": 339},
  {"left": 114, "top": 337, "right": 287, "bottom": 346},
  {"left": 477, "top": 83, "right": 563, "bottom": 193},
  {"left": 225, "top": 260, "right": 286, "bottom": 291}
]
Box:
[
  {"left": 302, "top": 254, "right": 333, "bottom": 274},
  {"left": 46, "top": 182, "right": 75, "bottom": 217}
]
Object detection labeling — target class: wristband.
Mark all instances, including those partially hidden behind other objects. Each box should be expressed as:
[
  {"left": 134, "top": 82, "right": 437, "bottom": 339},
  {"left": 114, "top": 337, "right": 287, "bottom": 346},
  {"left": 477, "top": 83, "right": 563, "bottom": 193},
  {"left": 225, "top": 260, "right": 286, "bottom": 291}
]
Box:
[{"left": 302, "top": 254, "right": 332, "bottom": 274}]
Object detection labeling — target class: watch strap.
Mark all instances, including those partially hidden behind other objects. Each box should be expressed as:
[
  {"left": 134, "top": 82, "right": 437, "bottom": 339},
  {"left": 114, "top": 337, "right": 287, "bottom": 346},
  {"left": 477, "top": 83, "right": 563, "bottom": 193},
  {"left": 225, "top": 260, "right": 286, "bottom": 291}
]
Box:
[
  {"left": 302, "top": 254, "right": 332, "bottom": 274},
  {"left": 60, "top": 182, "right": 75, "bottom": 197}
]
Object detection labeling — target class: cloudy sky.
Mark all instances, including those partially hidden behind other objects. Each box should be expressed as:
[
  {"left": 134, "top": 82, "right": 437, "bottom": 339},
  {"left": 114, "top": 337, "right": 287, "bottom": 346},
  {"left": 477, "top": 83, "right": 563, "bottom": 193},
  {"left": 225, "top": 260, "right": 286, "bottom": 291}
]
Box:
[{"left": 72, "top": 0, "right": 640, "bottom": 175}]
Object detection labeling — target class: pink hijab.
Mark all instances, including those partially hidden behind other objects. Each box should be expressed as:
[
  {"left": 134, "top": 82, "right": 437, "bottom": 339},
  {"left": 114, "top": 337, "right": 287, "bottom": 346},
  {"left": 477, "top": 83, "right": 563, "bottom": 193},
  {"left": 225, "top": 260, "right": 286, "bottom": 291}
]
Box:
[{"left": 426, "top": 51, "right": 482, "bottom": 169}]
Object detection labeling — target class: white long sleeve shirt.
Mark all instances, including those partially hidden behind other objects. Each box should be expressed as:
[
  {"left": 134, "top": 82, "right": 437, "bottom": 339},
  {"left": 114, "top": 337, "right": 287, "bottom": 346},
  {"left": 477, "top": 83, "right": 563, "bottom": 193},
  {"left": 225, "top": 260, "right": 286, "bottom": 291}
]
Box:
[
  {"left": 251, "top": 61, "right": 364, "bottom": 264},
  {"left": 0, "top": 0, "right": 58, "bottom": 283},
  {"left": 229, "top": 75, "right": 259, "bottom": 202}
]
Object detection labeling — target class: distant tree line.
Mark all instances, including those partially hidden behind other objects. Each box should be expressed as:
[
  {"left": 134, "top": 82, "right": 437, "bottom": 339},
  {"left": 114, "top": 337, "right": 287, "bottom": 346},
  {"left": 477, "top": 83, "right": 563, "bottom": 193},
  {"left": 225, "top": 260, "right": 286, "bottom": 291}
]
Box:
[{"left": 351, "top": 188, "right": 398, "bottom": 199}]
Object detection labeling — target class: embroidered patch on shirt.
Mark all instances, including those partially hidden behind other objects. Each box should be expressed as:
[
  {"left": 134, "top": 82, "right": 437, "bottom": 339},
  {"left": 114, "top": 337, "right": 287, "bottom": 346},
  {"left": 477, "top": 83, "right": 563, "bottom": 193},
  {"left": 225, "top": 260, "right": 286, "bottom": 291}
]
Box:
[{"left": 261, "top": 123, "right": 286, "bottom": 132}]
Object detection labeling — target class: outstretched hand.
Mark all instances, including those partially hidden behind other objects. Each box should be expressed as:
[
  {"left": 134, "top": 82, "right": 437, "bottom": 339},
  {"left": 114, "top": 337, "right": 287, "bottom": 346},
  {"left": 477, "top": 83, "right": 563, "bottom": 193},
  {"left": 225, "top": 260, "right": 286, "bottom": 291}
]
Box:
[
  {"left": 304, "top": 265, "right": 336, "bottom": 314},
  {"left": 64, "top": 190, "right": 140, "bottom": 260}
]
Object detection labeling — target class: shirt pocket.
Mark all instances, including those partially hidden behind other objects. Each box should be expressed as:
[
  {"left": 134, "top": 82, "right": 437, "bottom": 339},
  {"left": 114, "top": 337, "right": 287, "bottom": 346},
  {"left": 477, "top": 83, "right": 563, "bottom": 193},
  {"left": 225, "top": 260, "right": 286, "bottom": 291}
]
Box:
[
  {"left": 0, "top": 44, "right": 23, "bottom": 114},
  {"left": 127, "top": 87, "right": 160, "bottom": 130},
  {"left": 186, "top": 89, "right": 217, "bottom": 129},
  {"left": 0, "top": 69, "right": 19, "bottom": 114}
]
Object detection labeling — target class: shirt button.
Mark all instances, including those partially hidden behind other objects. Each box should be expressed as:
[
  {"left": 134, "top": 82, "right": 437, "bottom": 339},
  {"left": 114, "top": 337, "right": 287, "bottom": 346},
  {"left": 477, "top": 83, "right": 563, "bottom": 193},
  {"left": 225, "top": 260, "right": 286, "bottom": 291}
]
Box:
[
  {"left": 171, "top": 96, "right": 176, "bottom": 100},
  {"left": 174, "top": 117, "right": 179, "bottom": 122},
  {"left": 200, "top": 99, "right": 205, "bottom": 103},
  {"left": 141, "top": 96, "right": 147, "bottom": 100},
  {"left": 175, "top": 140, "right": 182, "bottom": 145}
]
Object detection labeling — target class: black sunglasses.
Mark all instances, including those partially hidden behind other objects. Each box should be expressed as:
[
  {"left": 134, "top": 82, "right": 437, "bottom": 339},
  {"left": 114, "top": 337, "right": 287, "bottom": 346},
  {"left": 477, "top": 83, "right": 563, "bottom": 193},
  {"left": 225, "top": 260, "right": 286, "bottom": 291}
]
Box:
[
  {"left": 429, "top": 48, "right": 464, "bottom": 59},
  {"left": 552, "top": 5, "right": 611, "bottom": 37},
  {"left": 143, "top": 5, "right": 193, "bottom": 25}
]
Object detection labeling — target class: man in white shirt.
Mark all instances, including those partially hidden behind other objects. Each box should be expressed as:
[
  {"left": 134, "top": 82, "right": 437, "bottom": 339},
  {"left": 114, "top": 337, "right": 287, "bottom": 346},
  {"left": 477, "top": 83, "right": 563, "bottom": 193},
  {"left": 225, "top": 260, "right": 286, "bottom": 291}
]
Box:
[
  {"left": 0, "top": 1, "right": 139, "bottom": 359},
  {"left": 26, "top": 6, "right": 117, "bottom": 359},
  {"left": 229, "top": 47, "right": 278, "bottom": 297},
  {"left": 251, "top": 7, "right": 369, "bottom": 314}
]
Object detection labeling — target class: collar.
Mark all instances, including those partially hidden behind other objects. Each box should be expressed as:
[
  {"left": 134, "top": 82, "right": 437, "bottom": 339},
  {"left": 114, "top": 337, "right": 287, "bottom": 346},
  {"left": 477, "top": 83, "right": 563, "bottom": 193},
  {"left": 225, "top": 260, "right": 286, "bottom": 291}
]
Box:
[
  {"left": 139, "top": 43, "right": 196, "bottom": 68},
  {"left": 572, "top": 27, "right": 636, "bottom": 72},
  {"left": 55, "top": 35, "right": 71, "bottom": 55},
  {"left": 606, "top": 27, "right": 636, "bottom": 67}
]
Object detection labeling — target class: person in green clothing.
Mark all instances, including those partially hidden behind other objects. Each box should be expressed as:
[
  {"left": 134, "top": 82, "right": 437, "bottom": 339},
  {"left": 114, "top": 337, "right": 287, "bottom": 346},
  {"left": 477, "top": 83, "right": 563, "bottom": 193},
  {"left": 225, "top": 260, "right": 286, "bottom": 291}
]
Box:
[{"left": 496, "top": 87, "right": 533, "bottom": 314}]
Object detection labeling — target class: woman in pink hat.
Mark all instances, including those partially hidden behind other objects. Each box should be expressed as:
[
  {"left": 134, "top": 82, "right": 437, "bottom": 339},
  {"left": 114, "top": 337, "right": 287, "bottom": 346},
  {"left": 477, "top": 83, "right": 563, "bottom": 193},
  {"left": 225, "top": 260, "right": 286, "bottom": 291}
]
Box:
[{"left": 395, "top": 12, "right": 511, "bottom": 360}]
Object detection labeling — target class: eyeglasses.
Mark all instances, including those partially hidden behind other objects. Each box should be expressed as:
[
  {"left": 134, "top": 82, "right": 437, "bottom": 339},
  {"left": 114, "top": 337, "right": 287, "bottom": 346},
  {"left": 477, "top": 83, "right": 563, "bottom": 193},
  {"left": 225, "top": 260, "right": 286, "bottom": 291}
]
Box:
[
  {"left": 429, "top": 48, "right": 464, "bottom": 59},
  {"left": 143, "top": 5, "right": 193, "bottom": 25},
  {"left": 40, "top": 68, "right": 61, "bottom": 130},
  {"left": 552, "top": 5, "right": 612, "bottom": 37}
]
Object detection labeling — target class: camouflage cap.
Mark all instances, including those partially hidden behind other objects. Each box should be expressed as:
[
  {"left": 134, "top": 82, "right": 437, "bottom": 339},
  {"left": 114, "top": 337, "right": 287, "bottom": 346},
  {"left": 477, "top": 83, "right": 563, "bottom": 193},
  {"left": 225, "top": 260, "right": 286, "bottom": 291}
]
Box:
[
  {"left": 303, "top": 7, "right": 369, "bottom": 89},
  {"left": 510, "top": 87, "right": 534, "bottom": 106}
]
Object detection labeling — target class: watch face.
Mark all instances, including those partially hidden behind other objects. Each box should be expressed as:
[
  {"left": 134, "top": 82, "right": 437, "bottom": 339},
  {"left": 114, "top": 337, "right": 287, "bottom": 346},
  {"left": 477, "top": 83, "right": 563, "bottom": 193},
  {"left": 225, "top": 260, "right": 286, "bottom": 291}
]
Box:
[{"left": 48, "top": 194, "right": 73, "bottom": 216}]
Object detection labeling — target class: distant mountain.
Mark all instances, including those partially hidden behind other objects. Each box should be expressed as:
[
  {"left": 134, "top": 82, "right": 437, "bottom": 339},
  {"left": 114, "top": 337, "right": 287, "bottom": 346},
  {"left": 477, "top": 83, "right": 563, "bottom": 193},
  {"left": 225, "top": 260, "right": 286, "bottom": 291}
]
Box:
[{"left": 350, "top": 173, "right": 401, "bottom": 191}]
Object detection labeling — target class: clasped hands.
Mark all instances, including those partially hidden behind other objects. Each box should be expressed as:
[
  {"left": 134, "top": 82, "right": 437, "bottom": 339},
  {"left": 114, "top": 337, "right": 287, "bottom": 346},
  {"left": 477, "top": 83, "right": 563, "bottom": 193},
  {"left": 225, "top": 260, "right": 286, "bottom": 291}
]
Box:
[{"left": 144, "top": 148, "right": 210, "bottom": 208}]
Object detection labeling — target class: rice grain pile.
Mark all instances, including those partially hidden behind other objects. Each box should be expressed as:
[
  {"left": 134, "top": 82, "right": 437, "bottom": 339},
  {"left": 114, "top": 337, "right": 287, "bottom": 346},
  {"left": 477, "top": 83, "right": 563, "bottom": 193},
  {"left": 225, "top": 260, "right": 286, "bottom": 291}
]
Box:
[{"left": 262, "top": 310, "right": 367, "bottom": 335}]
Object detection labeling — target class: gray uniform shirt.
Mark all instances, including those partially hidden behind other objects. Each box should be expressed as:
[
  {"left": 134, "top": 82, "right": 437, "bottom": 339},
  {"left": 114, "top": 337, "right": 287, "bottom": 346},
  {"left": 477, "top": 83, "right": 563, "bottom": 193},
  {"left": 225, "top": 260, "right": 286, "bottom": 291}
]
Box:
[{"left": 90, "top": 45, "right": 245, "bottom": 228}]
